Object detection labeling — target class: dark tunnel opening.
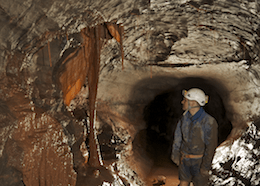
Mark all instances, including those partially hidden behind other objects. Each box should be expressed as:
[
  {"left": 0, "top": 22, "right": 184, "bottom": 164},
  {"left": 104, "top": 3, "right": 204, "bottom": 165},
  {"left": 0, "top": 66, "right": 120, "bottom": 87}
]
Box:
[{"left": 141, "top": 77, "right": 233, "bottom": 166}]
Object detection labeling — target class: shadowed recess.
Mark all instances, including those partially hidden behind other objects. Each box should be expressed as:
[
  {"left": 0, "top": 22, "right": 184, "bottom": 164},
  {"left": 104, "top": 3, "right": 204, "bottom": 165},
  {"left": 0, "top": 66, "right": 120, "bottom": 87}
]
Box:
[{"left": 141, "top": 77, "right": 232, "bottom": 165}]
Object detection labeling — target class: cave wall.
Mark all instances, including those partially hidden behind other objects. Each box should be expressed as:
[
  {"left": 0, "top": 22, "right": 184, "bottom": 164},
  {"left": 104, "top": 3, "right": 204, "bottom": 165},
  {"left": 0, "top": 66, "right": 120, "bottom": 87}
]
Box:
[{"left": 0, "top": 0, "right": 259, "bottom": 185}]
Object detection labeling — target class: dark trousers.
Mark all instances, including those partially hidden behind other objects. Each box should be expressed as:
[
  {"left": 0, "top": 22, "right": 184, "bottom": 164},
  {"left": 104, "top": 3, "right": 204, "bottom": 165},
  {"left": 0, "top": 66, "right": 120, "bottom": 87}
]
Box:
[{"left": 178, "top": 158, "right": 209, "bottom": 186}]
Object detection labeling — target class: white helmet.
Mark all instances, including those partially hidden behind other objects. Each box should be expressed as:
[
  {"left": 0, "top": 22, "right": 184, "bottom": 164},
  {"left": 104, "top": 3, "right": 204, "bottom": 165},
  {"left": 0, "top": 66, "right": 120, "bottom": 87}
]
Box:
[{"left": 182, "top": 88, "right": 208, "bottom": 106}]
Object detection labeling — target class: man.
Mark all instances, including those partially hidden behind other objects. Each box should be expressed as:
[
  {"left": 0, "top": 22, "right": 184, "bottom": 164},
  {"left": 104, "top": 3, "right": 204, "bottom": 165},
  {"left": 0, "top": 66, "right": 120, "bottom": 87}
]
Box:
[{"left": 171, "top": 88, "right": 218, "bottom": 186}]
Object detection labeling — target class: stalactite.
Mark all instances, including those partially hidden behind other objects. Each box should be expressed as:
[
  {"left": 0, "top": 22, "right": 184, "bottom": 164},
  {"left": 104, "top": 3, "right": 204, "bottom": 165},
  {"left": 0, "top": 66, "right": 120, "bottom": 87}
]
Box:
[
  {"left": 119, "top": 24, "right": 124, "bottom": 70},
  {"left": 47, "top": 41, "right": 52, "bottom": 67},
  {"left": 81, "top": 26, "right": 103, "bottom": 167},
  {"left": 57, "top": 22, "right": 124, "bottom": 168},
  {"left": 106, "top": 23, "right": 125, "bottom": 70}
]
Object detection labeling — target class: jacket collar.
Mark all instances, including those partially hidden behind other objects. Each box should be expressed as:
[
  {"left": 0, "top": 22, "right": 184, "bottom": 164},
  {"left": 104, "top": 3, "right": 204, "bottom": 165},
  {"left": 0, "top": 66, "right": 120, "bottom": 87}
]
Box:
[{"left": 188, "top": 107, "right": 205, "bottom": 123}]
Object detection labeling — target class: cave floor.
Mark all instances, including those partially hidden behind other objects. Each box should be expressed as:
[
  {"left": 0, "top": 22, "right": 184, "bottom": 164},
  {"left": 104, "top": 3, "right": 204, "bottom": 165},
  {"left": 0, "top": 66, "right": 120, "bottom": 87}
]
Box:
[{"left": 145, "top": 160, "right": 179, "bottom": 186}]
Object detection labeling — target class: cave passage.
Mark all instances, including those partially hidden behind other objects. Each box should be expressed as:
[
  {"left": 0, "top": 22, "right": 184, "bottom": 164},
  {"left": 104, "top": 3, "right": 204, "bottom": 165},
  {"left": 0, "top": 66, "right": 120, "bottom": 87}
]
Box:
[{"left": 140, "top": 77, "right": 233, "bottom": 166}]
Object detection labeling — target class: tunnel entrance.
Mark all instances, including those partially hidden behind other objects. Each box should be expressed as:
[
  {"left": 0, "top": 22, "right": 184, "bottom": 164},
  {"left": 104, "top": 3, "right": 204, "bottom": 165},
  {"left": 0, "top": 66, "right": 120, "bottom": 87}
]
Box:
[
  {"left": 132, "top": 77, "right": 233, "bottom": 185},
  {"left": 143, "top": 77, "right": 232, "bottom": 164}
]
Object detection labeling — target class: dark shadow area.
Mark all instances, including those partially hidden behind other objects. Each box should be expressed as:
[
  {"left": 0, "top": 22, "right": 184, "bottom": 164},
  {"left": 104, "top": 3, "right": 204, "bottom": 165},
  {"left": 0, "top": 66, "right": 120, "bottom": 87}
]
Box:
[{"left": 132, "top": 76, "right": 233, "bottom": 166}]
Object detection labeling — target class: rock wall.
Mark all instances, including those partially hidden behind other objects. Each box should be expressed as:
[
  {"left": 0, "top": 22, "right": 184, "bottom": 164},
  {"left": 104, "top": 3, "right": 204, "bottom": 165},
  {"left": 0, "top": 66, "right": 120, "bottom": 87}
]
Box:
[
  {"left": 0, "top": 92, "right": 78, "bottom": 186},
  {"left": 211, "top": 120, "right": 260, "bottom": 185}
]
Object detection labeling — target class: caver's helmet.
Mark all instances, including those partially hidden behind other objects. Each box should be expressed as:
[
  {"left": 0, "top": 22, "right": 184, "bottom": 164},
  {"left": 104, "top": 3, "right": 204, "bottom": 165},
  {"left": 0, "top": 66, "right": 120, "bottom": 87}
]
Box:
[{"left": 182, "top": 88, "right": 208, "bottom": 106}]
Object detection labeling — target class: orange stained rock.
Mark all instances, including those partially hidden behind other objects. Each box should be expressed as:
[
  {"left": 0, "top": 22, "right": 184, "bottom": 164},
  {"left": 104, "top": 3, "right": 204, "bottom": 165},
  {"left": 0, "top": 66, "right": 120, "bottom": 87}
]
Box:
[
  {"left": 64, "top": 78, "right": 82, "bottom": 106},
  {"left": 57, "top": 23, "right": 124, "bottom": 168},
  {"left": 47, "top": 41, "right": 52, "bottom": 67},
  {"left": 58, "top": 22, "right": 124, "bottom": 107},
  {"left": 59, "top": 48, "right": 89, "bottom": 106},
  {"left": 81, "top": 26, "right": 102, "bottom": 167},
  {"left": 12, "top": 112, "right": 77, "bottom": 186},
  {"left": 106, "top": 23, "right": 124, "bottom": 70},
  {"left": 106, "top": 23, "right": 121, "bottom": 43}
]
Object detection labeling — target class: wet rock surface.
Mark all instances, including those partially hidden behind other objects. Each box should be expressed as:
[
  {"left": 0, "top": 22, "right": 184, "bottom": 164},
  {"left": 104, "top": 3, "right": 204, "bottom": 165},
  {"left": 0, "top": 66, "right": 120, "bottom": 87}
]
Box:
[
  {"left": 0, "top": 92, "right": 78, "bottom": 186},
  {"left": 0, "top": 0, "right": 259, "bottom": 185},
  {"left": 211, "top": 119, "right": 260, "bottom": 186}
]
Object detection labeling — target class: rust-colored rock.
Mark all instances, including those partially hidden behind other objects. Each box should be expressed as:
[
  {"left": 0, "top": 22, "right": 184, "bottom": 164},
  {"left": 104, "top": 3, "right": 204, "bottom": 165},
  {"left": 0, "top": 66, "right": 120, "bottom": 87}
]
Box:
[
  {"left": 59, "top": 48, "right": 89, "bottom": 106},
  {"left": 81, "top": 26, "right": 102, "bottom": 168},
  {"left": 58, "top": 22, "right": 124, "bottom": 107},
  {"left": 106, "top": 23, "right": 124, "bottom": 70},
  {"left": 12, "top": 111, "right": 77, "bottom": 186}
]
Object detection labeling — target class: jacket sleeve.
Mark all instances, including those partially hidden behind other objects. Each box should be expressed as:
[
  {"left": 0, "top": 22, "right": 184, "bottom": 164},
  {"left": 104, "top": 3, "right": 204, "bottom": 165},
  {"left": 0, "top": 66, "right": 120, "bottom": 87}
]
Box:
[
  {"left": 171, "top": 120, "right": 182, "bottom": 166},
  {"left": 201, "top": 117, "right": 218, "bottom": 171}
]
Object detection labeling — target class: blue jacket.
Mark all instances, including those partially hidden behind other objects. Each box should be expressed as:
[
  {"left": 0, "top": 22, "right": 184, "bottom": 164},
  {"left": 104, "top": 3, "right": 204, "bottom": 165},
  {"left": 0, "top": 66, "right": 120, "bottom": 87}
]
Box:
[{"left": 171, "top": 108, "right": 218, "bottom": 171}]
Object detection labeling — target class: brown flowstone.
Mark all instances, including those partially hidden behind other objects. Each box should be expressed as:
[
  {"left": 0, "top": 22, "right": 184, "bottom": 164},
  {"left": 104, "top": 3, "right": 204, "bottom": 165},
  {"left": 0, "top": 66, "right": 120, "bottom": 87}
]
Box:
[{"left": 12, "top": 111, "right": 77, "bottom": 186}]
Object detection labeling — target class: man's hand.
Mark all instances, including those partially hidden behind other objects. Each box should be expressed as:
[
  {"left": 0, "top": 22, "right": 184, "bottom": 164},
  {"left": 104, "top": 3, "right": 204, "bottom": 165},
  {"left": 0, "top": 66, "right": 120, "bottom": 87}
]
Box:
[
  {"left": 200, "top": 168, "right": 209, "bottom": 177},
  {"left": 171, "top": 151, "right": 181, "bottom": 166}
]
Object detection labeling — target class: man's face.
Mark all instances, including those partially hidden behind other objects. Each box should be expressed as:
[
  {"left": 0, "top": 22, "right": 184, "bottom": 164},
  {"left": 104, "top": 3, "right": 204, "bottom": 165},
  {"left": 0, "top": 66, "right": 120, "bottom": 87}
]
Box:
[{"left": 181, "top": 97, "right": 189, "bottom": 111}]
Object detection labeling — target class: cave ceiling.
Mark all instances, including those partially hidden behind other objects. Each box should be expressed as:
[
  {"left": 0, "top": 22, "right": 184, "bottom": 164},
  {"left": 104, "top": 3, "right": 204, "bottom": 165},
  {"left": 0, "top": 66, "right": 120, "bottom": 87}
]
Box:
[
  {"left": 0, "top": 0, "right": 259, "bottom": 65},
  {"left": 0, "top": 0, "right": 258, "bottom": 117}
]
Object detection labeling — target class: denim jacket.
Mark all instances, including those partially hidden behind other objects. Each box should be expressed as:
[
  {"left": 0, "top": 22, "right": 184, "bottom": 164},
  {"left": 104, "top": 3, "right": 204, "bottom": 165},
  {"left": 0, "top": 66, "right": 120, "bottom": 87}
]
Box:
[{"left": 171, "top": 108, "right": 218, "bottom": 171}]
